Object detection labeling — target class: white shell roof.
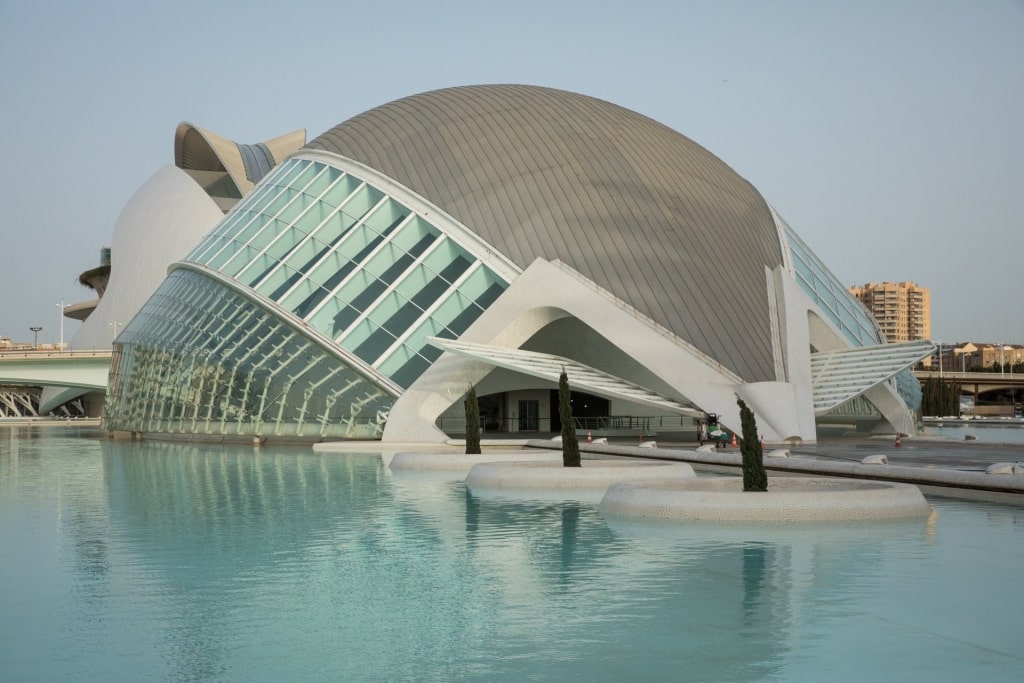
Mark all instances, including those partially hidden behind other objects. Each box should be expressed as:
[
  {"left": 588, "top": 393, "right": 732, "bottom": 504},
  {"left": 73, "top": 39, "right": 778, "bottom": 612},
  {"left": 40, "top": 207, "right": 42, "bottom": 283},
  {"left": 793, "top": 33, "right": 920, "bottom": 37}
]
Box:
[{"left": 306, "top": 85, "right": 786, "bottom": 382}]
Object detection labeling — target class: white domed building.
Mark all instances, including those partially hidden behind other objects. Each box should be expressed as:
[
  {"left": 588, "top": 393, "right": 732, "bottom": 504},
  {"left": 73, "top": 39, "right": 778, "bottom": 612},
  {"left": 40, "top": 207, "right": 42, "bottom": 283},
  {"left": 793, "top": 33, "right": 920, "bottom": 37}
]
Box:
[
  {"left": 102, "top": 85, "right": 931, "bottom": 443},
  {"left": 40, "top": 124, "right": 305, "bottom": 416}
]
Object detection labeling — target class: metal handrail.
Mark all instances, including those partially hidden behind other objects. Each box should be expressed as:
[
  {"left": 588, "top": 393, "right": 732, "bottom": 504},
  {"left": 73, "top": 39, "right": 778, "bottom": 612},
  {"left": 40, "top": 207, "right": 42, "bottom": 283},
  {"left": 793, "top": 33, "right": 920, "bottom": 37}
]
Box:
[
  {"left": 0, "top": 349, "right": 113, "bottom": 359},
  {"left": 436, "top": 414, "right": 697, "bottom": 434}
]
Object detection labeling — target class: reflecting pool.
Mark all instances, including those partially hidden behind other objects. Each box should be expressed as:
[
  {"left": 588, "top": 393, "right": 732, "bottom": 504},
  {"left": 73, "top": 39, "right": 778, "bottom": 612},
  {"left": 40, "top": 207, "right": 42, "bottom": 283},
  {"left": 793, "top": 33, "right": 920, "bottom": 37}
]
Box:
[
  {"left": 2, "top": 427, "right": 1023, "bottom": 682},
  {"left": 921, "top": 420, "right": 1024, "bottom": 445}
]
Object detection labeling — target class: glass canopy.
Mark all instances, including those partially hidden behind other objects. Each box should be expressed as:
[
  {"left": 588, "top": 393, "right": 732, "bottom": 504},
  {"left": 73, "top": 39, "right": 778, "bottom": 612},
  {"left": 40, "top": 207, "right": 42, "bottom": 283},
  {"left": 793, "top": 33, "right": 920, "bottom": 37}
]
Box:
[
  {"left": 775, "top": 208, "right": 923, "bottom": 412},
  {"left": 105, "top": 155, "right": 512, "bottom": 438}
]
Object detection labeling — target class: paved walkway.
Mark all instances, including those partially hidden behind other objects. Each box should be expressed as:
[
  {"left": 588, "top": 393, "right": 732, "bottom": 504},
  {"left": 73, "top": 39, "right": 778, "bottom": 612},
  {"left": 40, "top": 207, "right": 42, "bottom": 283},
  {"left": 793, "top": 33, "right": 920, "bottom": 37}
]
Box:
[
  {"left": 650, "top": 432, "right": 1024, "bottom": 473},
  {"left": 526, "top": 430, "right": 1024, "bottom": 504}
]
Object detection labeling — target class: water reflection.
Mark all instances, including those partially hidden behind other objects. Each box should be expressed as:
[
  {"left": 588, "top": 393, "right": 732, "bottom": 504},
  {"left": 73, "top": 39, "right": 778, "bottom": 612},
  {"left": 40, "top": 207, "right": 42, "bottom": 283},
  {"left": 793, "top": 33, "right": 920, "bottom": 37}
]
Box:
[
  {"left": 451, "top": 493, "right": 799, "bottom": 682},
  {"left": 3, "top": 432, "right": 1023, "bottom": 682},
  {"left": 742, "top": 543, "right": 769, "bottom": 622},
  {"left": 559, "top": 504, "right": 580, "bottom": 583},
  {"left": 599, "top": 515, "right": 939, "bottom": 681},
  {"left": 97, "top": 440, "right": 393, "bottom": 681},
  {"left": 93, "top": 443, "right": 923, "bottom": 681}
]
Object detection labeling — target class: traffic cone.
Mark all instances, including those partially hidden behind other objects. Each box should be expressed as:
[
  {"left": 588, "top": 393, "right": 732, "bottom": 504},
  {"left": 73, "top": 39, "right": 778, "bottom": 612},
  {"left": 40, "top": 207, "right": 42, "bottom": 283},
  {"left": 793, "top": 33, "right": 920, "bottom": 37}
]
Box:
[
  {"left": 894, "top": 434, "right": 902, "bottom": 448},
  {"left": 587, "top": 430, "right": 592, "bottom": 443},
  {"left": 731, "top": 432, "right": 737, "bottom": 448}
]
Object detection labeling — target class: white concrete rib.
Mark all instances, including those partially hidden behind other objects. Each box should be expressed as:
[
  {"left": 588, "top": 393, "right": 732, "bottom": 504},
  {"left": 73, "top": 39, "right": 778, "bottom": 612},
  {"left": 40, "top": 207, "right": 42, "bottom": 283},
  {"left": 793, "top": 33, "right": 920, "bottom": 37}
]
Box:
[
  {"left": 810, "top": 340, "right": 934, "bottom": 412},
  {"left": 427, "top": 337, "right": 703, "bottom": 417}
]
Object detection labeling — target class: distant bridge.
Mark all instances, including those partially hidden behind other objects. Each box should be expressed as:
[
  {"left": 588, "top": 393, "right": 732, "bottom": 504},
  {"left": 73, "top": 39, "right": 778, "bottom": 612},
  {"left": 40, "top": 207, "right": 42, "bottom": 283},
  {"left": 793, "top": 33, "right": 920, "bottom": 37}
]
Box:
[
  {"left": 1, "top": 354, "right": 1018, "bottom": 413},
  {"left": 0, "top": 349, "right": 112, "bottom": 390},
  {"left": 914, "top": 369, "right": 1024, "bottom": 391},
  {"left": 914, "top": 370, "right": 1024, "bottom": 404}
]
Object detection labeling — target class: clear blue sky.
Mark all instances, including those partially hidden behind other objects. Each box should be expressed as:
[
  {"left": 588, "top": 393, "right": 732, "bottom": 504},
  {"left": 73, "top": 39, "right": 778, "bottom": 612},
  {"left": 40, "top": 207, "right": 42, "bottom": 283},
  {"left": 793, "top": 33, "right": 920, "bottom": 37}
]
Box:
[{"left": 1, "top": 0, "right": 1021, "bottom": 346}]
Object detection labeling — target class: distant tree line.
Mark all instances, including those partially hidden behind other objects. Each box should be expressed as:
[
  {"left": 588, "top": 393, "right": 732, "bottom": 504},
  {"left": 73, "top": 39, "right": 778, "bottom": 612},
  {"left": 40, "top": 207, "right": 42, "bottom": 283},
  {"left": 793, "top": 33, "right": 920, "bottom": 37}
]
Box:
[
  {"left": 920, "top": 376, "right": 961, "bottom": 416},
  {"left": 915, "top": 360, "right": 1024, "bottom": 373},
  {"left": 985, "top": 361, "right": 1024, "bottom": 374}
]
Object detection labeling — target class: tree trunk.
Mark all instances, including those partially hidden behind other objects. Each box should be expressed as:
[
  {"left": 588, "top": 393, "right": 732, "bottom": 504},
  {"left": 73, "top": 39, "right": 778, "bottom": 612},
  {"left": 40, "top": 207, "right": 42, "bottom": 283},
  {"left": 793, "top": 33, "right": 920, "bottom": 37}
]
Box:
[
  {"left": 464, "top": 385, "right": 481, "bottom": 455},
  {"left": 737, "top": 397, "right": 767, "bottom": 491},
  {"left": 559, "top": 370, "right": 581, "bottom": 467}
]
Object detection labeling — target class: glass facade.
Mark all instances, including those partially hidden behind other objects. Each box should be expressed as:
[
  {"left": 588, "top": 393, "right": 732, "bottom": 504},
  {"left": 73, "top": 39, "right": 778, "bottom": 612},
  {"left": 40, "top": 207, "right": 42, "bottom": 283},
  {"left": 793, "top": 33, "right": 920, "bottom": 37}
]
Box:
[
  {"left": 105, "top": 155, "right": 511, "bottom": 438},
  {"left": 776, "top": 211, "right": 883, "bottom": 348},
  {"left": 776, "top": 210, "right": 921, "bottom": 412}
]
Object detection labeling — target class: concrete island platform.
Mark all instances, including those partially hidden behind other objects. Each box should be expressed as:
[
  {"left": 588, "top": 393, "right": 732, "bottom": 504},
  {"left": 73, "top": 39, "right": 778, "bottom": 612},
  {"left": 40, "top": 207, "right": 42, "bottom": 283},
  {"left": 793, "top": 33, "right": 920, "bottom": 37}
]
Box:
[
  {"left": 315, "top": 430, "right": 1024, "bottom": 505},
  {"left": 517, "top": 434, "right": 1024, "bottom": 505}
]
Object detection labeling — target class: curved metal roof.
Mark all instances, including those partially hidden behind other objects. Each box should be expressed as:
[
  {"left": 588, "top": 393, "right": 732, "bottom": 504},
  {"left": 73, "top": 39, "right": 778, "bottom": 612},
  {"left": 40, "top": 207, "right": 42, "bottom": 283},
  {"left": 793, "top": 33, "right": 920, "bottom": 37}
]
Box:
[
  {"left": 305, "top": 84, "right": 784, "bottom": 381},
  {"left": 175, "top": 123, "right": 306, "bottom": 195}
]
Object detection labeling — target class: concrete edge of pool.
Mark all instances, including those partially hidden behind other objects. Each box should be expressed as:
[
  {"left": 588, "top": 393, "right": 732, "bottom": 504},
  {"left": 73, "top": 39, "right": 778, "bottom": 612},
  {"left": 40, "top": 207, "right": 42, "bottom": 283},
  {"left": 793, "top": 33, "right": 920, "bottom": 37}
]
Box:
[
  {"left": 464, "top": 458, "right": 696, "bottom": 489},
  {"left": 523, "top": 440, "right": 1024, "bottom": 504},
  {"left": 599, "top": 477, "right": 932, "bottom": 521},
  {"left": 311, "top": 438, "right": 1024, "bottom": 504},
  {"left": 389, "top": 449, "right": 562, "bottom": 475},
  {"left": 461, "top": 459, "right": 696, "bottom": 503}
]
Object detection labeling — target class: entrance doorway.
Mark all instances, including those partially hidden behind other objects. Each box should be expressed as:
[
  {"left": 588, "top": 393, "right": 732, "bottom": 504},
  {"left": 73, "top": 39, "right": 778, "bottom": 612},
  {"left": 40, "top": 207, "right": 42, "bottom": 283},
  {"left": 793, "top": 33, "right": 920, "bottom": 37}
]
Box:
[
  {"left": 518, "top": 399, "right": 539, "bottom": 431},
  {"left": 549, "top": 390, "right": 610, "bottom": 431},
  {"left": 478, "top": 393, "right": 503, "bottom": 432}
]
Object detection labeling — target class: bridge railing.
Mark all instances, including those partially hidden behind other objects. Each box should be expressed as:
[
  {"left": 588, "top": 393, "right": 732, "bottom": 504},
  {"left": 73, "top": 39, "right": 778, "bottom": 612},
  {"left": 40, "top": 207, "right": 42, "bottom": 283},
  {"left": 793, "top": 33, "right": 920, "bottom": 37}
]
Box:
[
  {"left": 0, "top": 349, "right": 113, "bottom": 359},
  {"left": 914, "top": 370, "right": 1024, "bottom": 384}
]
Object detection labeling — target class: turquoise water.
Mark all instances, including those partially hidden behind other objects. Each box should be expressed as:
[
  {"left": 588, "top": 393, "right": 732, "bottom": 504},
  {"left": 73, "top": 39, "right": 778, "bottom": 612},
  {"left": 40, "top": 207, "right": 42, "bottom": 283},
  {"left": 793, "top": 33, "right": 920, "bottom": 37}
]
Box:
[
  {"left": 922, "top": 421, "right": 1024, "bottom": 445},
  {"left": 2, "top": 428, "right": 1023, "bottom": 682}
]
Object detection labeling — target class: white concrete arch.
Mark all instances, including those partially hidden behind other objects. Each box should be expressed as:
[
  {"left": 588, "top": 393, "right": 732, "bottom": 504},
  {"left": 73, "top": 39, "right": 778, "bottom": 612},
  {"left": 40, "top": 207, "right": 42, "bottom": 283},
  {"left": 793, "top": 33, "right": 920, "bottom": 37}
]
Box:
[{"left": 384, "top": 259, "right": 761, "bottom": 443}]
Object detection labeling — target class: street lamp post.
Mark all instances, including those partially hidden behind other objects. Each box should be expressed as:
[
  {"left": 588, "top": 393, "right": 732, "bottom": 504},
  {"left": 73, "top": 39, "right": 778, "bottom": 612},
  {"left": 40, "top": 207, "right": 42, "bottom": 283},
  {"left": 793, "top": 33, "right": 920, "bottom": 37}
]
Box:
[
  {"left": 55, "top": 299, "right": 64, "bottom": 350},
  {"left": 109, "top": 321, "right": 122, "bottom": 343},
  {"left": 29, "top": 326, "right": 42, "bottom": 349},
  {"left": 1008, "top": 345, "right": 1016, "bottom": 417}
]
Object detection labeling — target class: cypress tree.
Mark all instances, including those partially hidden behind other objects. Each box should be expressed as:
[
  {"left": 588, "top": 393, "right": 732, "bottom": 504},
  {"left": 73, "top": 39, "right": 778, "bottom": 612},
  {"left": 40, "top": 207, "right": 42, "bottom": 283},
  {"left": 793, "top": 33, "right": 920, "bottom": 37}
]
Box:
[
  {"left": 737, "top": 397, "right": 768, "bottom": 492},
  {"left": 921, "top": 376, "right": 939, "bottom": 416},
  {"left": 921, "top": 376, "right": 962, "bottom": 416},
  {"left": 946, "top": 380, "right": 962, "bottom": 416},
  {"left": 464, "top": 385, "right": 481, "bottom": 455},
  {"left": 559, "top": 369, "right": 581, "bottom": 467}
]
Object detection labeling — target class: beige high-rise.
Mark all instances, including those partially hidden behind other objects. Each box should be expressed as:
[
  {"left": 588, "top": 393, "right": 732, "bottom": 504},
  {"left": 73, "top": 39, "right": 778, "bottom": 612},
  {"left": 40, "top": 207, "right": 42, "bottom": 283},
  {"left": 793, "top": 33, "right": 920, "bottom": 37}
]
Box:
[{"left": 849, "top": 282, "right": 931, "bottom": 343}]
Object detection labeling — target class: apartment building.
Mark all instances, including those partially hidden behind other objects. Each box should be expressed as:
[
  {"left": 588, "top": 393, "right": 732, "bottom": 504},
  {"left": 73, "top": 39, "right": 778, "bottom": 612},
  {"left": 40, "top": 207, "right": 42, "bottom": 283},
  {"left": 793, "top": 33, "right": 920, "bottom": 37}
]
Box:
[{"left": 849, "top": 281, "right": 931, "bottom": 343}]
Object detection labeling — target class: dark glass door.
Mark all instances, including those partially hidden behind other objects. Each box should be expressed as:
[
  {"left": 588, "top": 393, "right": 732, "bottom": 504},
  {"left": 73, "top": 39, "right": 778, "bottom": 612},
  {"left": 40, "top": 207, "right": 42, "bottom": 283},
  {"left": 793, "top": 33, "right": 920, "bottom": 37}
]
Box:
[{"left": 518, "top": 399, "right": 539, "bottom": 431}]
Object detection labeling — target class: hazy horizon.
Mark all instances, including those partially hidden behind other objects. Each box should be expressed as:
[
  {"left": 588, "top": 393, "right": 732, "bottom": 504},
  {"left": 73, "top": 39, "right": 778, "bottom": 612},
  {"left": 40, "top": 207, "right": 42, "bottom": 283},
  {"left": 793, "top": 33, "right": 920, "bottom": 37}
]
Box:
[{"left": 2, "top": 0, "right": 1021, "bottom": 346}]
